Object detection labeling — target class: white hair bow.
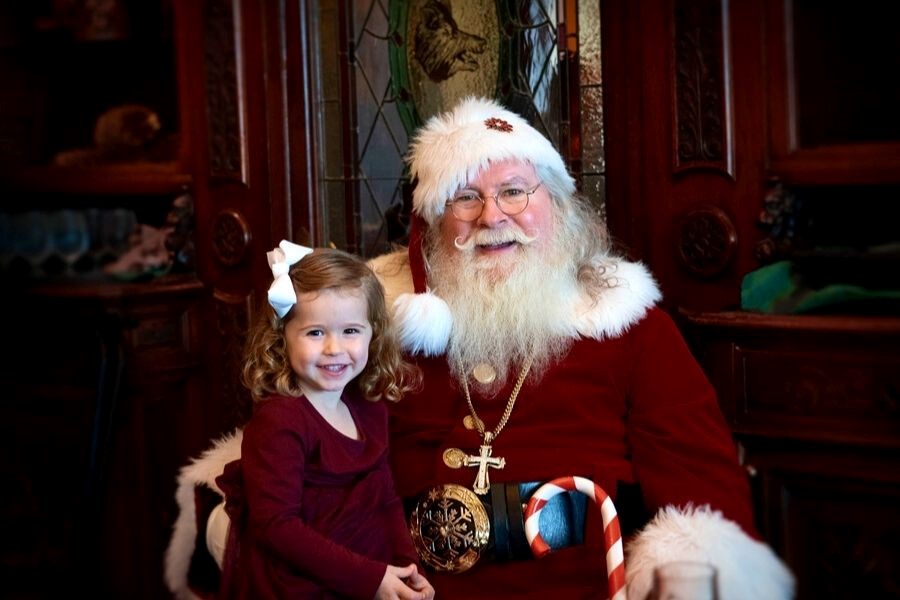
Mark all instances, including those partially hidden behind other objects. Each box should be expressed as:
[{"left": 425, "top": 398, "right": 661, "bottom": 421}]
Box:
[{"left": 267, "top": 240, "right": 314, "bottom": 318}]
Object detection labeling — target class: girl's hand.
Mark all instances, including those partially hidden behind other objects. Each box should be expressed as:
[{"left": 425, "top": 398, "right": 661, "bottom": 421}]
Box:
[
  {"left": 405, "top": 567, "right": 435, "bottom": 600},
  {"left": 374, "top": 564, "right": 434, "bottom": 600}
]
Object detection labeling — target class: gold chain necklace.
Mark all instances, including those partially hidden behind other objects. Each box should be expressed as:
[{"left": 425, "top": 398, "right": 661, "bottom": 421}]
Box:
[{"left": 443, "top": 355, "right": 534, "bottom": 494}]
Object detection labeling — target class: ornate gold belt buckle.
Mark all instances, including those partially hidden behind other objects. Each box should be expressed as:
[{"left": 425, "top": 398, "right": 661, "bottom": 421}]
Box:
[{"left": 408, "top": 484, "right": 490, "bottom": 573}]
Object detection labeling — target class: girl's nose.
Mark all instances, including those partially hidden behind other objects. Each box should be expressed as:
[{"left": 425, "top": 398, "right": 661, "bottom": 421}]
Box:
[{"left": 323, "top": 335, "right": 340, "bottom": 355}]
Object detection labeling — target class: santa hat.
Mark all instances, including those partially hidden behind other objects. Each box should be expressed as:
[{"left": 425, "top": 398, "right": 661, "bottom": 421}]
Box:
[
  {"left": 393, "top": 97, "right": 576, "bottom": 355},
  {"left": 407, "top": 96, "right": 575, "bottom": 225}
]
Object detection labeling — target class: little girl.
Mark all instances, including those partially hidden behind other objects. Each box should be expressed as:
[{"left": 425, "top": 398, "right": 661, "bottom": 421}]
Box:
[{"left": 216, "top": 242, "right": 434, "bottom": 600}]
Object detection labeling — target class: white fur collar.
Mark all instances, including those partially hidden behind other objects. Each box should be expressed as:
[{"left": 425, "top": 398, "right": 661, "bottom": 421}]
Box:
[{"left": 368, "top": 250, "right": 662, "bottom": 356}]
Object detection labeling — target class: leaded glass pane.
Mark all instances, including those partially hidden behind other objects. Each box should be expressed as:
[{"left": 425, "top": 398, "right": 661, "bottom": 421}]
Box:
[{"left": 316, "top": 0, "right": 606, "bottom": 257}]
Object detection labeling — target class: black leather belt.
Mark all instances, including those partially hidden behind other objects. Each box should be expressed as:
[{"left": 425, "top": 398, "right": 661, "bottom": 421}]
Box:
[{"left": 406, "top": 481, "right": 587, "bottom": 573}]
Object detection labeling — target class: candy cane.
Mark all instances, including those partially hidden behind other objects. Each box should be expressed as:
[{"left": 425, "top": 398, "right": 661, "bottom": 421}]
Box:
[{"left": 524, "top": 476, "right": 627, "bottom": 600}]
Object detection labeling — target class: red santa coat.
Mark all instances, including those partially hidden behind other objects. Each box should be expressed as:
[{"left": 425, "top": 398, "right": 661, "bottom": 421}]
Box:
[
  {"left": 389, "top": 307, "right": 755, "bottom": 598},
  {"left": 373, "top": 250, "right": 794, "bottom": 600}
]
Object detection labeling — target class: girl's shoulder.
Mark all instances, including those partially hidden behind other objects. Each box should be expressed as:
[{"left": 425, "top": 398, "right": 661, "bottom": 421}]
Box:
[
  {"left": 254, "top": 393, "right": 303, "bottom": 411},
  {"left": 246, "top": 394, "right": 311, "bottom": 431}
]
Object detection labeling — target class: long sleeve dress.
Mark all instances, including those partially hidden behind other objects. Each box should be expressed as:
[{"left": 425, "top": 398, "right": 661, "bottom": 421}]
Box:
[{"left": 216, "top": 392, "right": 419, "bottom": 599}]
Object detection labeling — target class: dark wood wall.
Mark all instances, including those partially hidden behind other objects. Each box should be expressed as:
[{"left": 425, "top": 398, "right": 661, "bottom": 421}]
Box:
[{"left": 602, "top": 1, "right": 900, "bottom": 597}]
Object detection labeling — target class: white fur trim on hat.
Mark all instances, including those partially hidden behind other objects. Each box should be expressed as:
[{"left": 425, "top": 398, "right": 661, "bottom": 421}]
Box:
[
  {"left": 164, "top": 429, "right": 243, "bottom": 599},
  {"left": 625, "top": 505, "right": 795, "bottom": 600},
  {"left": 407, "top": 96, "right": 576, "bottom": 225}
]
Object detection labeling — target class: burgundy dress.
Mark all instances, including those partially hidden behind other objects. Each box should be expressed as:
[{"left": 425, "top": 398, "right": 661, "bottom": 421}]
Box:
[{"left": 216, "top": 392, "right": 419, "bottom": 599}]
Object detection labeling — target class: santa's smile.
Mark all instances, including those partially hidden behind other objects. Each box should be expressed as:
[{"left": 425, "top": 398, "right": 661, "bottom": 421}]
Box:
[{"left": 476, "top": 240, "right": 517, "bottom": 252}]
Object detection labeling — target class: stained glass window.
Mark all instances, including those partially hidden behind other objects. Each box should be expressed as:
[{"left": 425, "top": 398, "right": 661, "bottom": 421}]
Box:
[{"left": 314, "top": 0, "right": 604, "bottom": 256}]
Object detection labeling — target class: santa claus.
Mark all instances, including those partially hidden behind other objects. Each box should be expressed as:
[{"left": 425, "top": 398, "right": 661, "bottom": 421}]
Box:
[{"left": 165, "top": 97, "right": 794, "bottom": 600}]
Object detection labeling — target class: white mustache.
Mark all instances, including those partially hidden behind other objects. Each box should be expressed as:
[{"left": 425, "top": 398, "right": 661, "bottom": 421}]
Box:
[{"left": 453, "top": 228, "right": 538, "bottom": 251}]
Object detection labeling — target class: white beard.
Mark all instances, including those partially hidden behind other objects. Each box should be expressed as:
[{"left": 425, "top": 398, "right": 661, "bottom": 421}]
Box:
[{"left": 427, "top": 227, "right": 580, "bottom": 397}]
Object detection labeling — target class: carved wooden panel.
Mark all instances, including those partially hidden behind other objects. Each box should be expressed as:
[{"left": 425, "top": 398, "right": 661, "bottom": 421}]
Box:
[
  {"left": 672, "top": 0, "right": 734, "bottom": 177},
  {"left": 760, "top": 467, "right": 900, "bottom": 599},
  {"left": 212, "top": 208, "right": 252, "bottom": 267},
  {"left": 676, "top": 205, "right": 738, "bottom": 277},
  {"left": 204, "top": 0, "right": 245, "bottom": 181},
  {"left": 213, "top": 290, "right": 254, "bottom": 426},
  {"left": 737, "top": 346, "right": 900, "bottom": 421}
]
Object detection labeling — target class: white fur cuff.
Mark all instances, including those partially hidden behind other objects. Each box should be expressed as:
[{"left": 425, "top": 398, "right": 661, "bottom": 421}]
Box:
[{"left": 625, "top": 505, "right": 795, "bottom": 600}]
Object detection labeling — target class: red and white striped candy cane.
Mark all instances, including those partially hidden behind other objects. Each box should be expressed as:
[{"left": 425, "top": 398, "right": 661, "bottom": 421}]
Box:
[{"left": 524, "top": 476, "right": 627, "bottom": 600}]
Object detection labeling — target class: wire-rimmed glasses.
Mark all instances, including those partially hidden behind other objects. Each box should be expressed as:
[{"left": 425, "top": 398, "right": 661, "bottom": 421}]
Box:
[{"left": 445, "top": 182, "right": 542, "bottom": 222}]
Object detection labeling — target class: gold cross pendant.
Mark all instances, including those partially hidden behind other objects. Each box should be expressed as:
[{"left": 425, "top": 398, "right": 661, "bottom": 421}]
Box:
[{"left": 463, "top": 443, "right": 505, "bottom": 494}]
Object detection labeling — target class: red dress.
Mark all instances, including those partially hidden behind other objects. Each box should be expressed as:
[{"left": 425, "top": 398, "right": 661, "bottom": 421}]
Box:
[
  {"left": 217, "top": 393, "right": 419, "bottom": 599},
  {"left": 388, "top": 307, "right": 756, "bottom": 598}
]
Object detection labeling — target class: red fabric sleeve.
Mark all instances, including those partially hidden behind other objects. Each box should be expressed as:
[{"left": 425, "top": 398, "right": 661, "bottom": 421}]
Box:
[{"left": 624, "top": 308, "right": 758, "bottom": 537}]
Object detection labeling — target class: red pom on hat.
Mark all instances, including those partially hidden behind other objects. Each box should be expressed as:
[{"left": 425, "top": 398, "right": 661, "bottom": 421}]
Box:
[{"left": 392, "top": 211, "right": 453, "bottom": 356}]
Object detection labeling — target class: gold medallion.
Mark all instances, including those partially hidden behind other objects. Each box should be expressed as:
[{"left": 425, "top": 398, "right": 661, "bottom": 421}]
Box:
[
  {"left": 409, "top": 484, "right": 491, "bottom": 573},
  {"left": 442, "top": 447, "right": 468, "bottom": 469},
  {"left": 472, "top": 362, "right": 497, "bottom": 384},
  {"left": 462, "top": 414, "right": 484, "bottom": 431}
]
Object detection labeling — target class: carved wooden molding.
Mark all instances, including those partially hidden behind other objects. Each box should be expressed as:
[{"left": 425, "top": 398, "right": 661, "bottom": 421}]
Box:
[
  {"left": 204, "top": 0, "right": 245, "bottom": 181},
  {"left": 672, "top": 0, "right": 734, "bottom": 177},
  {"left": 676, "top": 205, "right": 738, "bottom": 277},
  {"left": 213, "top": 290, "right": 254, "bottom": 426},
  {"left": 212, "top": 208, "right": 252, "bottom": 267}
]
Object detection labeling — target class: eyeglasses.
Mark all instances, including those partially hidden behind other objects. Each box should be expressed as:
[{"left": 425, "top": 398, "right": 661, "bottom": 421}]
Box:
[{"left": 444, "top": 182, "right": 542, "bottom": 222}]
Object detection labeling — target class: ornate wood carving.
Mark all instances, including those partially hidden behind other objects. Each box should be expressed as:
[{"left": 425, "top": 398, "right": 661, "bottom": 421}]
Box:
[
  {"left": 672, "top": 0, "right": 733, "bottom": 177},
  {"left": 767, "top": 471, "right": 900, "bottom": 598},
  {"left": 212, "top": 208, "right": 252, "bottom": 266},
  {"left": 676, "top": 205, "right": 738, "bottom": 277},
  {"left": 204, "top": 0, "right": 244, "bottom": 180},
  {"left": 214, "top": 290, "right": 254, "bottom": 427},
  {"left": 740, "top": 349, "right": 900, "bottom": 421}
]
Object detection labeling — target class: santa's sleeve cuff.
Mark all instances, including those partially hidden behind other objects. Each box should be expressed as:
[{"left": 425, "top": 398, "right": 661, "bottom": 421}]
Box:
[
  {"left": 164, "top": 429, "right": 243, "bottom": 599},
  {"left": 625, "top": 505, "right": 795, "bottom": 600}
]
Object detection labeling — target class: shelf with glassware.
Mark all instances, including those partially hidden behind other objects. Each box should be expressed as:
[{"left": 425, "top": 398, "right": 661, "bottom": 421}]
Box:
[
  {"left": 0, "top": 0, "right": 196, "bottom": 287},
  {"left": 0, "top": 190, "right": 195, "bottom": 286}
]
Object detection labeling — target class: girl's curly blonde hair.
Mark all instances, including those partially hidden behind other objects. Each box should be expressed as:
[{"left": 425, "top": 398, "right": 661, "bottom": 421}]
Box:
[{"left": 241, "top": 248, "right": 420, "bottom": 403}]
